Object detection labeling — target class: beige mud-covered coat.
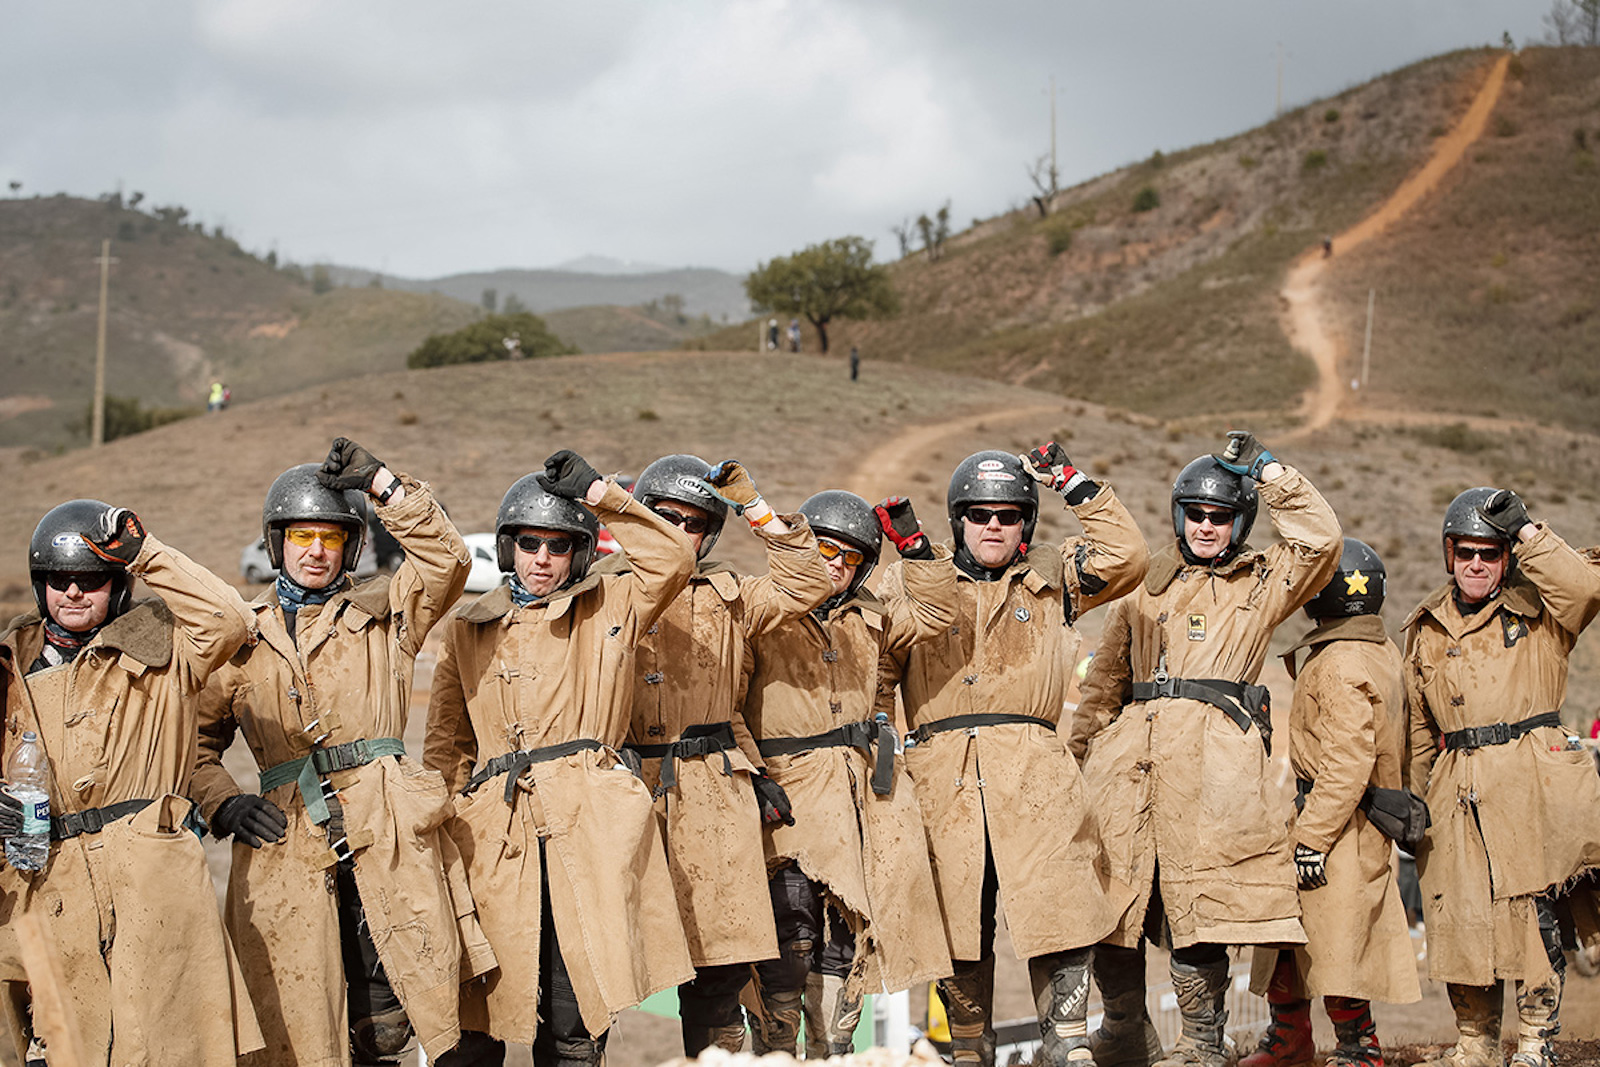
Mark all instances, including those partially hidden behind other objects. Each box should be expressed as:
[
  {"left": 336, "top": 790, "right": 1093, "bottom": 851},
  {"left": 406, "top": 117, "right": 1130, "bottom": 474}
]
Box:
[
  {"left": 1403, "top": 524, "right": 1600, "bottom": 986},
  {"left": 877, "top": 483, "right": 1148, "bottom": 961},
  {"left": 743, "top": 549, "right": 958, "bottom": 995},
  {"left": 190, "top": 475, "right": 491, "bottom": 1066},
  {"left": 0, "top": 536, "right": 263, "bottom": 1066},
  {"left": 424, "top": 479, "right": 697, "bottom": 1044},
  {"left": 1073, "top": 467, "right": 1340, "bottom": 949},
  {"left": 1248, "top": 615, "right": 1420, "bottom": 1003},
  {"left": 618, "top": 516, "right": 833, "bottom": 968}
]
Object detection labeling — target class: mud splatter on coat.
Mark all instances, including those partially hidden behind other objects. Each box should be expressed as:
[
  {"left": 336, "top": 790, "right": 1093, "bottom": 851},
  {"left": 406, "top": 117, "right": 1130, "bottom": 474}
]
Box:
[
  {"left": 1073, "top": 467, "right": 1340, "bottom": 949},
  {"left": 877, "top": 483, "right": 1148, "bottom": 961},
  {"left": 0, "top": 537, "right": 262, "bottom": 1067}
]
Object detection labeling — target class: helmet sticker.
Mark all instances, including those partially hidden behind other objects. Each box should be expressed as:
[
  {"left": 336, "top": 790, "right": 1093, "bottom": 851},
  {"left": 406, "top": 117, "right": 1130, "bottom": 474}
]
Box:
[
  {"left": 1343, "top": 571, "right": 1370, "bottom": 596},
  {"left": 539, "top": 494, "right": 559, "bottom": 508},
  {"left": 1014, "top": 607, "right": 1031, "bottom": 622},
  {"left": 977, "top": 460, "right": 1005, "bottom": 471},
  {"left": 51, "top": 533, "right": 85, "bottom": 548},
  {"left": 674, "top": 475, "right": 712, "bottom": 498},
  {"left": 976, "top": 472, "right": 1016, "bottom": 482}
]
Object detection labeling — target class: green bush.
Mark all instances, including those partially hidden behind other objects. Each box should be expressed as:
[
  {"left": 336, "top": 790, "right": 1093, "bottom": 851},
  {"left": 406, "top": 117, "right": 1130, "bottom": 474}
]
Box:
[
  {"left": 1303, "top": 149, "right": 1328, "bottom": 171},
  {"left": 76, "top": 395, "right": 197, "bottom": 443},
  {"left": 407, "top": 312, "right": 576, "bottom": 368},
  {"left": 1324, "top": 108, "right": 1341, "bottom": 123},
  {"left": 1041, "top": 214, "right": 1075, "bottom": 255},
  {"left": 1495, "top": 116, "right": 1518, "bottom": 138},
  {"left": 1132, "top": 186, "right": 1161, "bottom": 213}
]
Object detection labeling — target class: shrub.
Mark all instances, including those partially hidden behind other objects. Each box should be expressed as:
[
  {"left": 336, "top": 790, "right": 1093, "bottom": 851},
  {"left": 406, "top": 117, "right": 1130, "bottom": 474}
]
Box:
[
  {"left": 1494, "top": 116, "right": 1518, "bottom": 138},
  {"left": 1303, "top": 149, "right": 1328, "bottom": 171},
  {"left": 1237, "top": 154, "right": 1259, "bottom": 169},
  {"left": 1324, "top": 108, "right": 1341, "bottom": 123},
  {"left": 407, "top": 312, "right": 577, "bottom": 368},
  {"left": 1132, "top": 186, "right": 1161, "bottom": 213},
  {"left": 1414, "top": 423, "right": 1495, "bottom": 454},
  {"left": 76, "top": 395, "right": 196, "bottom": 443},
  {"left": 1041, "top": 214, "right": 1075, "bottom": 256},
  {"left": 1575, "top": 128, "right": 1589, "bottom": 151}
]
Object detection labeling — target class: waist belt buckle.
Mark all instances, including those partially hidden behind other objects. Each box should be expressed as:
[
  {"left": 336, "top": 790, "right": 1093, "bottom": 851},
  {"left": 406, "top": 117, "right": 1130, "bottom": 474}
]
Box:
[
  {"left": 80, "top": 808, "right": 105, "bottom": 835},
  {"left": 1152, "top": 673, "right": 1177, "bottom": 699},
  {"left": 1486, "top": 722, "right": 1513, "bottom": 746},
  {"left": 966, "top": 725, "right": 980, "bottom": 738}
]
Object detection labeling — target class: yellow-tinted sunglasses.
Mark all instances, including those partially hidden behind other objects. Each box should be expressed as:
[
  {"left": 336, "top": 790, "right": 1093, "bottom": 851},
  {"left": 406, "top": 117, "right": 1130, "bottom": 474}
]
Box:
[
  {"left": 816, "top": 538, "right": 865, "bottom": 567},
  {"left": 284, "top": 527, "right": 350, "bottom": 549}
]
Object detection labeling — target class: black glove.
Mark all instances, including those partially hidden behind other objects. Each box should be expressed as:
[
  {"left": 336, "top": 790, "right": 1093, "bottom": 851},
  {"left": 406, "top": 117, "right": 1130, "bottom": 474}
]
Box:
[
  {"left": 0, "top": 789, "right": 21, "bottom": 838},
  {"left": 316, "top": 437, "right": 385, "bottom": 492},
  {"left": 1213, "top": 431, "right": 1277, "bottom": 480},
  {"left": 213, "top": 794, "right": 289, "bottom": 849},
  {"left": 1478, "top": 489, "right": 1530, "bottom": 539},
  {"left": 1294, "top": 843, "right": 1327, "bottom": 890},
  {"left": 84, "top": 506, "right": 146, "bottom": 565},
  {"left": 1023, "top": 441, "right": 1100, "bottom": 506},
  {"left": 535, "top": 449, "right": 603, "bottom": 500},
  {"left": 751, "top": 770, "right": 795, "bottom": 826},
  {"left": 875, "top": 497, "right": 932, "bottom": 560}
]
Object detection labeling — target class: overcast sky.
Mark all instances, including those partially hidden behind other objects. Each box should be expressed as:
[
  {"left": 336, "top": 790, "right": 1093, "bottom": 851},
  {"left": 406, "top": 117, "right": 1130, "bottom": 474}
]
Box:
[{"left": 0, "top": 1, "right": 1553, "bottom": 279}]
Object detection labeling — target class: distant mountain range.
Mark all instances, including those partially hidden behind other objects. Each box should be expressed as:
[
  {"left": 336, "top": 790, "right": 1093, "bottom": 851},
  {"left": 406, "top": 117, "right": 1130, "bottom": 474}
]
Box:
[{"left": 327, "top": 262, "right": 750, "bottom": 322}]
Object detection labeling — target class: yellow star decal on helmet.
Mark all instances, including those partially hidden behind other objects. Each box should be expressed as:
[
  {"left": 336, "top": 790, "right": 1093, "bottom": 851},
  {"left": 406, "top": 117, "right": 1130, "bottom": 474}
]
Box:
[{"left": 1344, "top": 570, "right": 1370, "bottom": 596}]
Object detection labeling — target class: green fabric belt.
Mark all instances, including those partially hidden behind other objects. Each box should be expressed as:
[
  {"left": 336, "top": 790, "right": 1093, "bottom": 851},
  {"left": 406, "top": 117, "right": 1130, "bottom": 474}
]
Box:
[{"left": 259, "top": 736, "right": 406, "bottom": 825}]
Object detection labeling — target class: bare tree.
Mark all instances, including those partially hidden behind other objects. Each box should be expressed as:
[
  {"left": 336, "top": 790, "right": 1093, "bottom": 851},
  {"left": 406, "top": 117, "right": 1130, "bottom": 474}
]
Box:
[
  {"left": 7, "top": 180, "right": 20, "bottom": 197},
  {"left": 889, "top": 218, "right": 915, "bottom": 259},
  {"left": 1545, "top": 0, "right": 1600, "bottom": 44},
  {"left": 913, "top": 201, "right": 953, "bottom": 262},
  {"left": 1027, "top": 154, "right": 1060, "bottom": 218}
]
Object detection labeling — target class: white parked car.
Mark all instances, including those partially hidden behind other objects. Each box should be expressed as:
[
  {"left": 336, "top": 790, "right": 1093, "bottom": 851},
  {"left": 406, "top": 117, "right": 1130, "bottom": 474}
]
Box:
[{"left": 461, "top": 533, "right": 508, "bottom": 593}]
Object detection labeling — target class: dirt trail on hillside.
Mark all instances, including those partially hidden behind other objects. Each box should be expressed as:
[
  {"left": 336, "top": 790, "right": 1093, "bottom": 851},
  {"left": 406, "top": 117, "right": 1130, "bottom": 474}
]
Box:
[
  {"left": 844, "top": 403, "right": 1063, "bottom": 504},
  {"left": 1281, "top": 53, "right": 1510, "bottom": 440}
]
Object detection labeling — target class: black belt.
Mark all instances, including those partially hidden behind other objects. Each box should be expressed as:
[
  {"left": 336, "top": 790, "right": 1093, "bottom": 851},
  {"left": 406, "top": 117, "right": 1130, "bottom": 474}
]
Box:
[
  {"left": 1131, "top": 677, "right": 1252, "bottom": 731},
  {"left": 50, "top": 798, "right": 204, "bottom": 841},
  {"left": 624, "top": 722, "right": 736, "bottom": 797},
  {"left": 909, "top": 713, "right": 1056, "bottom": 745},
  {"left": 466, "top": 739, "right": 608, "bottom": 801},
  {"left": 1442, "top": 711, "right": 1563, "bottom": 752},
  {"left": 757, "top": 717, "right": 899, "bottom": 796}
]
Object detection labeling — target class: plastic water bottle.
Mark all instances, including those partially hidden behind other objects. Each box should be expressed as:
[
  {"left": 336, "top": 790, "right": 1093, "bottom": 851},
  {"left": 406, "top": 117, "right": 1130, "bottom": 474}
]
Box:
[{"left": 5, "top": 732, "right": 51, "bottom": 871}]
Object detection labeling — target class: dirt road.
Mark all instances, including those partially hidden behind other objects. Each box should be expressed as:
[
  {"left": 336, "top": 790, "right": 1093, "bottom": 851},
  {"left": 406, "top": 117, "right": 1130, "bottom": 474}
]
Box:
[
  {"left": 1281, "top": 53, "right": 1510, "bottom": 439},
  {"left": 843, "top": 403, "right": 1064, "bottom": 504}
]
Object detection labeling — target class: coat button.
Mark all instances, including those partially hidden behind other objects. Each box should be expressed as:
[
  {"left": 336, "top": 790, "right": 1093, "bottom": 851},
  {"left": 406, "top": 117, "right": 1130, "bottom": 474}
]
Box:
[
  {"left": 1447, "top": 647, "right": 1461, "bottom": 657},
  {"left": 963, "top": 675, "right": 977, "bottom": 685},
  {"left": 822, "top": 650, "right": 839, "bottom": 663},
  {"left": 1450, "top": 696, "right": 1465, "bottom": 706},
  {"left": 829, "top": 701, "right": 843, "bottom": 715}
]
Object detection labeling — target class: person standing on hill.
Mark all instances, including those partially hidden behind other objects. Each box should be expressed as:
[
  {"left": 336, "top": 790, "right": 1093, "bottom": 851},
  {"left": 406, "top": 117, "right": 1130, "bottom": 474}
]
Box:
[
  {"left": 1244, "top": 538, "right": 1421, "bottom": 1067},
  {"left": 613, "top": 454, "right": 832, "bottom": 1055},
  {"left": 426, "top": 450, "right": 698, "bottom": 1067},
  {"left": 742, "top": 489, "right": 957, "bottom": 1057},
  {"left": 877, "top": 445, "right": 1148, "bottom": 1067},
  {"left": 1073, "top": 432, "right": 1341, "bottom": 1067},
  {"left": 1406, "top": 489, "right": 1600, "bottom": 1067},
  {"left": 191, "top": 439, "right": 489, "bottom": 1067},
  {"left": 0, "top": 500, "right": 262, "bottom": 1066}
]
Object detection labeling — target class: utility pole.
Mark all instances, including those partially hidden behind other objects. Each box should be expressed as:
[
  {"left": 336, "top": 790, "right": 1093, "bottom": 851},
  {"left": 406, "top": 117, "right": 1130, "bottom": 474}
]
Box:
[
  {"left": 1361, "top": 288, "right": 1376, "bottom": 388},
  {"left": 91, "top": 239, "right": 117, "bottom": 448},
  {"left": 1049, "top": 73, "right": 1057, "bottom": 187}
]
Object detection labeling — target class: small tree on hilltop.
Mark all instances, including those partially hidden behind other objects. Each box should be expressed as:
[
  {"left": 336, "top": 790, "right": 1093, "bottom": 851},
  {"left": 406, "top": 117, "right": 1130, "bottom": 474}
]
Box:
[
  {"left": 744, "top": 236, "right": 898, "bottom": 354},
  {"left": 407, "top": 311, "right": 577, "bottom": 368}
]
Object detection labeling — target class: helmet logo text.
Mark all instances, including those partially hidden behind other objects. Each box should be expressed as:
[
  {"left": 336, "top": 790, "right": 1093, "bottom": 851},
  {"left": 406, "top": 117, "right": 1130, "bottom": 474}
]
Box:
[
  {"left": 976, "top": 472, "right": 1016, "bottom": 482},
  {"left": 976, "top": 460, "right": 1005, "bottom": 472},
  {"left": 51, "top": 533, "right": 85, "bottom": 548}
]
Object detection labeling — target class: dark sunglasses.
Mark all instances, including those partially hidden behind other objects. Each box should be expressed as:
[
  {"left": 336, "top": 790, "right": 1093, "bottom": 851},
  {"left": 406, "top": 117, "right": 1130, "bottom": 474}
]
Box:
[
  {"left": 1183, "top": 506, "right": 1236, "bottom": 527},
  {"left": 651, "top": 505, "right": 710, "bottom": 535},
  {"left": 965, "top": 506, "right": 1026, "bottom": 527},
  {"left": 44, "top": 572, "right": 113, "bottom": 592},
  {"left": 515, "top": 534, "right": 576, "bottom": 556},
  {"left": 816, "top": 539, "right": 866, "bottom": 566},
  {"left": 1453, "top": 544, "right": 1505, "bottom": 563}
]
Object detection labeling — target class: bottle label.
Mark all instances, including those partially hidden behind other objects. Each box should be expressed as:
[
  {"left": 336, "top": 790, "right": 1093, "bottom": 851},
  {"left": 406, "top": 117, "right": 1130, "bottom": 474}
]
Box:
[{"left": 21, "top": 799, "right": 49, "bottom": 838}]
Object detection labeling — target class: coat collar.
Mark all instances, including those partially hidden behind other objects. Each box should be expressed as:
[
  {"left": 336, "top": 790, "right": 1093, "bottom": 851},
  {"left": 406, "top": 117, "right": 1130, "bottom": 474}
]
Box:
[
  {"left": 1282, "top": 613, "right": 1388, "bottom": 664},
  {"left": 0, "top": 600, "right": 173, "bottom": 669},
  {"left": 594, "top": 550, "right": 742, "bottom": 600},
  {"left": 1144, "top": 541, "right": 1260, "bottom": 595},
  {"left": 1403, "top": 571, "right": 1543, "bottom": 633}
]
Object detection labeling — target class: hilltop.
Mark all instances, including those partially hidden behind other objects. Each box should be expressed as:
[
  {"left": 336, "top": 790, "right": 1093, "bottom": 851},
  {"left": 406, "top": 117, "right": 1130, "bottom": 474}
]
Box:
[{"left": 699, "top": 48, "right": 1600, "bottom": 437}]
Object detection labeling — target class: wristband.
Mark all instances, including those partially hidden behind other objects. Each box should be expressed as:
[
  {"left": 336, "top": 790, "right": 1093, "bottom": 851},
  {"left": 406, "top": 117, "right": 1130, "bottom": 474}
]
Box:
[
  {"left": 746, "top": 500, "right": 776, "bottom": 528},
  {"left": 373, "top": 477, "right": 400, "bottom": 505}
]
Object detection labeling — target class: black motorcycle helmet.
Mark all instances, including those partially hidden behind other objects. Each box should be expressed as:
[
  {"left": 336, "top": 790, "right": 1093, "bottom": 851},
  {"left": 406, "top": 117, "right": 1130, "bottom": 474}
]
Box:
[
  {"left": 947, "top": 451, "right": 1039, "bottom": 574},
  {"left": 799, "top": 490, "right": 881, "bottom": 600},
  {"left": 1305, "top": 537, "right": 1387, "bottom": 619},
  {"left": 262, "top": 464, "right": 367, "bottom": 574},
  {"left": 633, "top": 454, "right": 728, "bottom": 560},
  {"left": 496, "top": 474, "right": 601, "bottom": 582},
  {"left": 1171, "top": 456, "right": 1259, "bottom": 565},
  {"left": 29, "top": 499, "right": 133, "bottom": 622},
  {"left": 1440, "top": 487, "right": 1512, "bottom": 576}
]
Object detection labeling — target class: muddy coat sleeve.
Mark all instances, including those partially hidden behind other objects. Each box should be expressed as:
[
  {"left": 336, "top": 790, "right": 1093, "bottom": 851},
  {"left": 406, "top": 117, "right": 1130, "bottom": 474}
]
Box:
[
  {"left": 1296, "top": 652, "right": 1381, "bottom": 854},
  {"left": 882, "top": 547, "right": 959, "bottom": 653},
  {"left": 128, "top": 533, "right": 254, "bottom": 684},
  {"left": 1516, "top": 524, "right": 1600, "bottom": 636},
  {"left": 424, "top": 626, "right": 477, "bottom": 795},
  {"left": 378, "top": 474, "right": 471, "bottom": 653},
  {"left": 594, "top": 478, "right": 696, "bottom": 635},
  {"left": 1070, "top": 597, "right": 1134, "bottom": 761},
  {"left": 1062, "top": 482, "right": 1150, "bottom": 618},
  {"left": 192, "top": 662, "right": 247, "bottom": 820},
  {"left": 1254, "top": 465, "right": 1343, "bottom": 627},
  {"left": 733, "top": 514, "right": 834, "bottom": 764}
]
